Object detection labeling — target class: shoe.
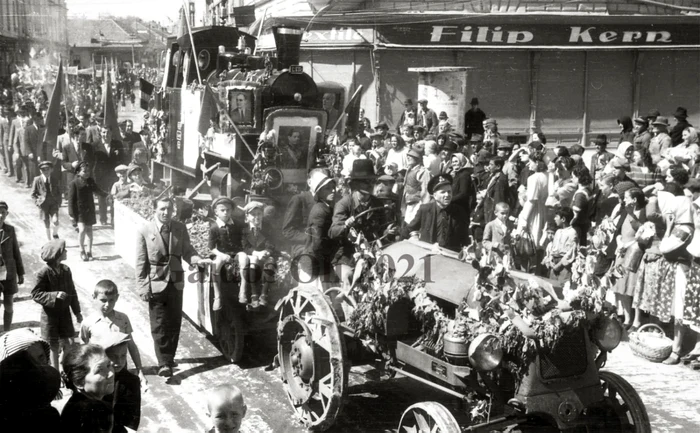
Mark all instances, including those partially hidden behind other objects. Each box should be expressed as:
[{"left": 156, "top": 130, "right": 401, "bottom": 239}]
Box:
[
  {"left": 87, "top": 252, "right": 93, "bottom": 261},
  {"left": 662, "top": 352, "right": 681, "bottom": 365},
  {"left": 167, "top": 361, "right": 178, "bottom": 368},
  {"left": 157, "top": 365, "right": 172, "bottom": 377},
  {"left": 52, "top": 234, "right": 59, "bottom": 239},
  {"left": 258, "top": 295, "right": 269, "bottom": 307},
  {"left": 80, "top": 251, "right": 88, "bottom": 261}
]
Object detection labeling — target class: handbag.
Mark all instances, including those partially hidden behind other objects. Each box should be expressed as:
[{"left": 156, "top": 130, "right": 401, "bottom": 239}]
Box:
[
  {"left": 623, "top": 242, "right": 645, "bottom": 273},
  {"left": 515, "top": 230, "right": 537, "bottom": 259}
]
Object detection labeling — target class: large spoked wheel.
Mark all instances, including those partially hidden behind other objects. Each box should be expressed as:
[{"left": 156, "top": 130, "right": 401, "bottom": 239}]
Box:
[
  {"left": 582, "top": 371, "right": 651, "bottom": 432},
  {"left": 216, "top": 310, "right": 246, "bottom": 363},
  {"left": 278, "top": 288, "right": 348, "bottom": 431},
  {"left": 398, "top": 402, "right": 461, "bottom": 433},
  {"left": 323, "top": 287, "right": 357, "bottom": 323}
]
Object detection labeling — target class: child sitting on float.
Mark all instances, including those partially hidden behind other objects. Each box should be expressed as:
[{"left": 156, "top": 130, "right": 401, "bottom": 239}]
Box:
[
  {"left": 126, "top": 164, "right": 154, "bottom": 196},
  {"left": 237, "top": 201, "right": 277, "bottom": 310},
  {"left": 208, "top": 197, "right": 243, "bottom": 311},
  {"left": 110, "top": 165, "right": 131, "bottom": 201}
]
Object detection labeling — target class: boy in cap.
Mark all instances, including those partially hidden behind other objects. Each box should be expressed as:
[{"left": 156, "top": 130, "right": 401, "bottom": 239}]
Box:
[
  {"left": 238, "top": 201, "right": 277, "bottom": 309},
  {"left": 110, "top": 164, "right": 131, "bottom": 200},
  {"left": 208, "top": 196, "right": 243, "bottom": 311},
  {"left": 405, "top": 174, "right": 470, "bottom": 252},
  {"left": 31, "top": 160, "right": 62, "bottom": 240},
  {"left": 417, "top": 99, "right": 439, "bottom": 135}
]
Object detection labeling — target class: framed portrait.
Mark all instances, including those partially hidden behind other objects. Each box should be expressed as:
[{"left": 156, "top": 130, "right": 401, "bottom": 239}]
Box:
[
  {"left": 228, "top": 89, "right": 254, "bottom": 126},
  {"left": 277, "top": 125, "right": 312, "bottom": 171}
]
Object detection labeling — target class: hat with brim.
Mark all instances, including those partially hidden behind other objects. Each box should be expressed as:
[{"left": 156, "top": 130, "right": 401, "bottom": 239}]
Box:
[
  {"left": 660, "top": 224, "right": 693, "bottom": 254},
  {"left": 652, "top": 116, "right": 670, "bottom": 127},
  {"left": 348, "top": 159, "right": 377, "bottom": 181},
  {"left": 440, "top": 141, "right": 458, "bottom": 153},
  {"left": 674, "top": 107, "right": 688, "bottom": 119},
  {"left": 241, "top": 201, "right": 265, "bottom": 213},
  {"left": 126, "top": 164, "right": 143, "bottom": 178},
  {"left": 114, "top": 164, "right": 128, "bottom": 174},
  {"left": 438, "top": 111, "right": 448, "bottom": 120},
  {"left": 377, "top": 174, "right": 395, "bottom": 183},
  {"left": 91, "top": 331, "right": 131, "bottom": 350},
  {"left": 428, "top": 174, "right": 453, "bottom": 195},
  {"left": 309, "top": 171, "right": 335, "bottom": 197},
  {"left": 417, "top": 98, "right": 428, "bottom": 104},
  {"left": 375, "top": 121, "right": 388, "bottom": 130},
  {"left": 0, "top": 328, "right": 50, "bottom": 362},
  {"left": 211, "top": 196, "right": 234, "bottom": 210},
  {"left": 38, "top": 160, "right": 53, "bottom": 170},
  {"left": 72, "top": 160, "right": 88, "bottom": 174},
  {"left": 633, "top": 117, "right": 647, "bottom": 125}
]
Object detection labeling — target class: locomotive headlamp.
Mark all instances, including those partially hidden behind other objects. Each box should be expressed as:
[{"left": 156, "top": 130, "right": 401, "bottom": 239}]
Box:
[
  {"left": 468, "top": 334, "right": 503, "bottom": 371},
  {"left": 294, "top": 93, "right": 302, "bottom": 103},
  {"left": 218, "top": 45, "right": 225, "bottom": 54},
  {"left": 593, "top": 316, "right": 622, "bottom": 351}
]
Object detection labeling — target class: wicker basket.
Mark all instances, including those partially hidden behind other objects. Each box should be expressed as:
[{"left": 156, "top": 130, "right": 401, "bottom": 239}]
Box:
[{"left": 629, "top": 323, "right": 673, "bottom": 363}]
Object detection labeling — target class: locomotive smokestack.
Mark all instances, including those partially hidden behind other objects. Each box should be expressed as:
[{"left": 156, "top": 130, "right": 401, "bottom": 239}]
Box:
[{"left": 272, "top": 26, "right": 303, "bottom": 70}]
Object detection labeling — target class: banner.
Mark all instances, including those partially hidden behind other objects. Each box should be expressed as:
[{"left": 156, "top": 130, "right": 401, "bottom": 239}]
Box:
[
  {"left": 139, "top": 78, "right": 155, "bottom": 110},
  {"left": 43, "top": 59, "right": 64, "bottom": 149}
]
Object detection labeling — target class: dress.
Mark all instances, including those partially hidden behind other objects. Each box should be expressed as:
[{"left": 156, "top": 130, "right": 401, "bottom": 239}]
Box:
[
  {"left": 31, "top": 264, "right": 81, "bottom": 341},
  {"left": 684, "top": 261, "right": 700, "bottom": 331},
  {"left": 613, "top": 211, "right": 642, "bottom": 297},
  {"left": 68, "top": 175, "right": 108, "bottom": 225},
  {"left": 522, "top": 172, "right": 548, "bottom": 247},
  {"left": 633, "top": 241, "right": 663, "bottom": 313}
]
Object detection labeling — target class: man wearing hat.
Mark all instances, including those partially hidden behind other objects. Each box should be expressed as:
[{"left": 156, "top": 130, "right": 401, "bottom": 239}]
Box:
[
  {"left": 439, "top": 140, "right": 458, "bottom": 176},
  {"left": 374, "top": 121, "right": 391, "bottom": 150},
  {"left": 0, "top": 201, "right": 25, "bottom": 332},
  {"left": 463, "top": 97, "right": 486, "bottom": 140},
  {"left": 110, "top": 164, "right": 131, "bottom": 200},
  {"left": 7, "top": 107, "right": 22, "bottom": 179},
  {"left": 401, "top": 147, "right": 429, "bottom": 224},
  {"left": 632, "top": 117, "right": 652, "bottom": 151},
  {"left": 31, "top": 160, "right": 62, "bottom": 240},
  {"left": 135, "top": 196, "right": 210, "bottom": 377},
  {"left": 300, "top": 170, "right": 338, "bottom": 287},
  {"left": 330, "top": 159, "right": 397, "bottom": 288},
  {"left": 93, "top": 125, "right": 126, "bottom": 225},
  {"left": 590, "top": 134, "right": 614, "bottom": 185},
  {"left": 397, "top": 99, "right": 417, "bottom": 133},
  {"left": 670, "top": 106, "right": 692, "bottom": 146},
  {"left": 649, "top": 116, "right": 672, "bottom": 166},
  {"left": 416, "top": 99, "right": 439, "bottom": 136},
  {"left": 405, "top": 174, "right": 470, "bottom": 252},
  {"left": 13, "top": 109, "right": 39, "bottom": 188},
  {"left": 437, "top": 112, "right": 452, "bottom": 135}
]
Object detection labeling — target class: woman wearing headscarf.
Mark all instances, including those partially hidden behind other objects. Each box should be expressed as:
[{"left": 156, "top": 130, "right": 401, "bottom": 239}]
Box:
[
  {"left": 665, "top": 126, "right": 699, "bottom": 168},
  {"left": 617, "top": 116, "right": 635, "bottom": 144},
  {"left": 450, "top": 153, "right": 474, "bottom": 216}
]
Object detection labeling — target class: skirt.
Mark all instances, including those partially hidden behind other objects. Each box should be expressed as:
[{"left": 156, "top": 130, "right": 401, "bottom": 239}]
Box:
[
  {"left": 683, "top": 262, "right": 700, "bottom": 332},
  {"left": 613, "top": 268, "right": 637, "bottom": 297},
  {"left": 633, "top": 253, "right": 663, "bottom": 311}
]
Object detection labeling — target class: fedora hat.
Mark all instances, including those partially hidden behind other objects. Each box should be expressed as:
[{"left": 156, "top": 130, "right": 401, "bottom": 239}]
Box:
[
  {"left": 440, "top": 140, "right": 458, "bottom": 153},
  {"left": 470, "top": 97, "right": 479, "bottom": 105},
  {"left": 438, "top": 111, "right": 448, "bottom": 120},
  {"left": 652, "top": 116, "right": 670, "bottom": 127},
  {"left": 348, "top": 159, "right": 377, "bottom": 181},
  {"left": 375, "top": 121, "right": 389, "bottom": 130},
  {"left": 674, "top": 106, "right": 688, "bottom": 119},
  {"left": 309, "top": 170, "right": 334, "bottom": 197},
  {"left": 633, "top": 117, "right": 647, "bottom": 125}
]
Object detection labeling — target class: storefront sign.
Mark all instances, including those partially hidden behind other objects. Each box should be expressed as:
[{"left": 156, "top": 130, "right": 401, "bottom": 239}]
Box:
[
  {"left": 379, "top": 23, "right": 700, "bottom": 47},
  {"left": 258, "top": 27, "right": 373, "bottom": 50}
]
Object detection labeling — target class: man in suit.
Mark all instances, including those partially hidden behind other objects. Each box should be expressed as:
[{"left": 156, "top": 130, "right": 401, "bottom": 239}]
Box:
[
  {"left": 58, "top": 126, "right": 80, "bottom": 196},
  {"left": 417, "top": 99, "right": 439, "bottom": 136},
  {"left": 323, "top": 92, "right": 340, "bottom": 133},
  {"left": 120, "top": 119, "right": 141, "bottom": 159},
  {"left": 405, "top": 174, "right": 470, "bottom": 252},
  {"left": 282, "top": 169, "right": 318, "bottom": 258},
  {"left": 14, "top": 111, "right": 39, "bottom": 188},
  {"left": 31, "top": 160, "right": 62, "bottom": 240},
  {"left": 0, "top": 201, "right": 25, "bottom": 332},
  {"left": 7, "top": 107, "right": 21, "bottom": 178},
  {"left": 231, "top": 93, "right": 251, "bottom": 124},
  {"left": 93, "top": 125, "right": 126, "bottom": 225},
  {"left": 0, "top": 106, "right": 10, "bottom": 175},
  {"left": 300, "top": 170, "right": 337, "bottom": 288},
  {"left": 135, "top": 197, "right": 210, "bottom": 377}
]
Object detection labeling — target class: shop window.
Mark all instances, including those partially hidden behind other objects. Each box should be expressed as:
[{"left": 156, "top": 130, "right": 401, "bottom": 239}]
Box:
[
  {"left": 586, "top": 51, "right": 634, "bottom": 136},
  {"left": 537, "top": 52, "right": 585, "bottom": 137}
]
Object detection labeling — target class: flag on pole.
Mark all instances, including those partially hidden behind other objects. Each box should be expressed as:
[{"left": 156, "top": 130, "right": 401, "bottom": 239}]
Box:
[
  {"left": 43, "top": 58, "right": 64, "bottom": 148},
  {"left": 342, "top": 85, "right": 364, "bottom": 137},
  {"left": 139, "top": 78, "right": 155, "bottom": 111},
  {"left": 198, "top": 85, "right": 220, "bottom": 136},
  {"left": 101, "top": 58, "right": 122, "bottom": 141}
]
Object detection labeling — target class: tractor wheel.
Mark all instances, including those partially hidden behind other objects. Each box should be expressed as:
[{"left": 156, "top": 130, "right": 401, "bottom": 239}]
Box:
[
  {"left": 323, "top": 287, "right": 357, "bottom": 323},
  {"left": 217, "top": 311, "right": 246, "bottom": 364},
  {"left": 582, "top": 370, "right": 651, "bottom": 433},
  {"left": 398, "top": 402, "right": 461, "bottom": 433},
  {"left": 278, "top": 288, "right": 348, "bottom": 431}
]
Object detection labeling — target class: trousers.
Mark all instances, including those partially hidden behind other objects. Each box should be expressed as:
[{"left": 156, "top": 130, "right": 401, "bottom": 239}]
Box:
[
  {"left": 148, "top": 282, "right": 183, "bottom": 367},
  {"left": 14, "top": 155, "right": 33, "bottom": 186}
]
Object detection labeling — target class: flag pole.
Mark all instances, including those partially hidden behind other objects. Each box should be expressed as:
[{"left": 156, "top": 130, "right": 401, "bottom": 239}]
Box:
[{"left": 181, "top": 0, "right": 202, "bottom": 85}]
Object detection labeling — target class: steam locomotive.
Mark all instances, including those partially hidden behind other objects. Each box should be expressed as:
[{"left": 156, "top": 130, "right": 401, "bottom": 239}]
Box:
[{"left": 152, "top": 24, "right": 348, "bottom": 212}]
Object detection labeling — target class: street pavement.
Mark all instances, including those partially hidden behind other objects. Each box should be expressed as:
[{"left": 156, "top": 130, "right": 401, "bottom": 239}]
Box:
[{"left": 1, "top": 112, "right": 699, "bottom": 431}]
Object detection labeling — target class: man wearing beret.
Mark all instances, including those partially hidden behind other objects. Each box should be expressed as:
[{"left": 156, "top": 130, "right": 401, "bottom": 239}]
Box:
[
  {"left": 0, "top": 201, "right": 24, "bottom": 332},
  {"left": 405, "top": 174, "right": 470, "bottom": 252}
]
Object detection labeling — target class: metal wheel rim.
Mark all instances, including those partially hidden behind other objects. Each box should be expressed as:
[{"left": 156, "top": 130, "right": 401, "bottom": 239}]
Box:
[
  {"left": 582, "top": 371, "right": 651, "bottom": 433},
  {"left": 398, "top": 402, "right": 461, "bottom": 433},
  {"left": 278, "top": 288, "right": 347, "bottom": 431},
  {"left": 217, "top": 313, "right": 245, "bottom": 363}
]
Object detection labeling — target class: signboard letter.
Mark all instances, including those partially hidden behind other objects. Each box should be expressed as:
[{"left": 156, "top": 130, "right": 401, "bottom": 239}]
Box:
[
  {"left": 569, "top": 26, "right": 595, "bottom": 43},
  {"left": 507, "top": 31, "right": 533, "bottom": 44},
  {"left": 622, "top": 31, "right": 643, "bottom": 42},
  {"left": 430, "top": 26, "right": 458, "bottom": 42},
  {"left": 646, "top": 31, "right": 671, "bottom": 43}
]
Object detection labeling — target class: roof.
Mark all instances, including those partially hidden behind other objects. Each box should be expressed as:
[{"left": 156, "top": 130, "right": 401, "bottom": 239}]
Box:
[{"left": 67, "top": 18, "right": 143, "bottom": 48}]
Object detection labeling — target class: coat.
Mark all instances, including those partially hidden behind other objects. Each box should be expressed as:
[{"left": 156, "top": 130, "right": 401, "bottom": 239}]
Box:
[
  {"left": 418, "top": 108, "right": 439, "bottom": 135},
  {"left": 7, "top": 117, "right": 21, "bottom": 153},
  {"left": 670, "top": 119, "right": 691, "bottom": 146},
  {"left": 482, "top": 172, "right": 512, "bottom": 223},
  {"left": 0, "top": 116, "right": 9, "bottom": 148},
  {"left": 17, "top": 124, "right": 39, "bottom": 157},
  {"left": 282, "top": 190, "right": 315, "bottom": 257},
  {"left": 303, "top": 200, "right": 336, "bottom": 277},
  {"left": 31, "top": 175, "right": 62, "bottom": 209},
  {"left": 67, "top": 176, "right": 107, "bottom": 225},
  {"left": 59, "top": 133, "right": 79, "bottom": 172},
  {"left": 93, "top": 139, "right": 126, "bottom": 190},
  {"left": 406, "top": 200, "right": 470, "bottom": 252},
  {"left": 0, "top": 223, "right": 24, "bottom": 280},
  {"left": 135, "top": 219, "right": 201, "bottom": 296},
  {"left": 451, "top": 167, "right": 475, "bottom": 216},
  {"left": 634, "top": 131, "right": 652, "bottom": 150}
]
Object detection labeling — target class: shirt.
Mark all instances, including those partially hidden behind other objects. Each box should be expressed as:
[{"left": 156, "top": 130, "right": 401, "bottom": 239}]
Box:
[
  {"left": 79, "top": 310, "right": 133, "bottom": 344},
  {"left": 547, "top": 226, "right": 579, "bottom": 266}
]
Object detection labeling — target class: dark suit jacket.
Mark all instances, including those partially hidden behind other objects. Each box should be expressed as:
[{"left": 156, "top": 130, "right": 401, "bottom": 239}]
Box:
[
  {"left": 0, "top": 223, "right": 24, "bottom": 279},
  {"left": 282, "top": 190, "right": 315, "bottom": 257},
  {"left": 60, "top": 134, "right": 79, "bottom": 171},
  {"left": 418, "top": 108, "right": 439, "bottom": 135},
  {"left": 20, "top": 124, "right": 39, "bottom": 157},
  {"left": 93, "top": 139, "right": 126, "bottom": 190},
  {"left": 329, "top": 193, "right": 389, "bottom": 266},
  {"left": 451, "top": 167, "right": 474, "bottom": 216},
  {"left": 303, "top": 200, "right": 335, "bottom": 274},
  {"left": 31, "top": 175, "right": 62, "bottom": 208},
  {"left": 483, "top": 172, "right": 511, "bottom": 223},
  {"left": 136, "top": 219, "right": 201, "bottom": 295},
  {"left": 8, "top": 117, "right": 21, "bottom": 153},
  {"left": 406, "top": 200, "right": 469, "bottom": 252}
]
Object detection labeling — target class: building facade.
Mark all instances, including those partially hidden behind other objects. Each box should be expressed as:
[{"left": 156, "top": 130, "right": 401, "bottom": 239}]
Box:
[
  {"left": 68, "top": 18, "right": 146, "bottom": 70},
  {"left": 252, "top": 0, "right": 700, "bottom": 145}
]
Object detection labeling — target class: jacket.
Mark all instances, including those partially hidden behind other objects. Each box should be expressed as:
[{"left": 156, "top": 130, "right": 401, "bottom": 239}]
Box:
[
  {"left": 0, "top": 223, "right": 24, "bottom": 279},
  {"left": 93, "top": 139, "right": 126, "bottom": 190},
  {"left": 406, "top": 200, "right": 470, "bottom": 252},
  {"left": 329, "top": 193, "right": 390, "bottom": 266},
  {"left": 19, "top": 124, "right": 39, "bottom": 157},
  {"left": 31, "top": 175, "right": 62, "bottom": 209},
  {"left": 59, "top": 133, "right": 79, "bottom": 171},
  {"left": 303, "top": 200, "right": 336, "bottom": 275},
  {"left": 648, "top": 132, "right": 672, "bottom": 165},
  {"left": 282, "top": 190, "right": 315, "bottom": 257},
  {"left": 135, "top": 219, "right": 201, "bottom": 295},
  {"left": 634, "top": 131, "right": 652, "bottom": 150},
  {"left": 418, "top": 108, "right": 439, "bottom": 135}
]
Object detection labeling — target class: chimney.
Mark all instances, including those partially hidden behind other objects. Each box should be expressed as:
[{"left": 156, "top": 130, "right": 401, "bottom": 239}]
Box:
[{"left": 272, "top": 26, "right": 303, "bottom": 70}]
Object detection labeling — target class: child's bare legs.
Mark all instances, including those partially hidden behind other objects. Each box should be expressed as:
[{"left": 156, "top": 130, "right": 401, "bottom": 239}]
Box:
[
  {"left": 615, "top": 294, "right": 633, "bottom": 326},
  {"left": 50, "top": 213, "right": 59, "bottom": 239},
  {"left": 85, "top": 225, "right": 93, "bottom": 256},
  {"left": 632, "top": 308, "right": 645, "bottom": 328},
  {"left": 236, "top": 253, "right": 251, "bottom": 304},
  {"left": 78, "top": 222, "right": 87, "bottom": 254},
  {"left": 49, "top": 340, "right": 60, "bottom": 371},
  {"left": 212, "top": 256, "right": 228, "bottom": 311}
]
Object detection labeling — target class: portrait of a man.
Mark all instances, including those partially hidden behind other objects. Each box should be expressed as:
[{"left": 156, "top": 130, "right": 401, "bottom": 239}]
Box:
[
  {"left": 229, "top": 90, "right": 253, "bottom": 124},
  {"left": 277, "top": 126, "right": 309, "bottom": 169}
]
